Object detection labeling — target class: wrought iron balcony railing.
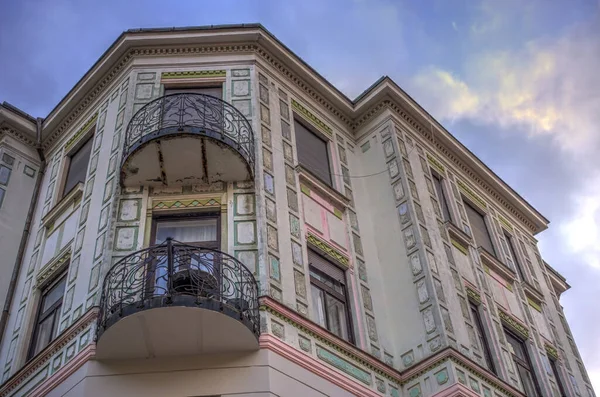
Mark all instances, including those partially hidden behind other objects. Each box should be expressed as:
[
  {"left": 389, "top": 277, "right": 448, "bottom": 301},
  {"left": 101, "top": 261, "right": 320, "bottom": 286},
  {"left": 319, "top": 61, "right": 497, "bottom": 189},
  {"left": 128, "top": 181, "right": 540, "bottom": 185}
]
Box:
[
  {"left": 97, "top": 238, "right": 259, "bottom": 339},
  {"left": 123, "top": 93, "right": 255, "bottom": 174}
]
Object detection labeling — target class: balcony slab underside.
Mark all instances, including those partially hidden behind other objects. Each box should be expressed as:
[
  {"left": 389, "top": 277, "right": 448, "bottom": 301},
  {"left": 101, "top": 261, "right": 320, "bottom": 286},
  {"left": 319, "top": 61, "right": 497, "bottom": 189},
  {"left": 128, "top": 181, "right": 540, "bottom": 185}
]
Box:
[
  {"left": 121, "top": 130, "right": 251, "bottom": 187},
  {"left": 96, "top": 298, "right": 259, "bottom": 360}
]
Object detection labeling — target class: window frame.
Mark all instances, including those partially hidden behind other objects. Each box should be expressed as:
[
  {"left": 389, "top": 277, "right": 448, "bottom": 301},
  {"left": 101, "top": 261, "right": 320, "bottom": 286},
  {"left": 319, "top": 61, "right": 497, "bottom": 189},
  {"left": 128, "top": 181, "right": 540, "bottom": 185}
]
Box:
[
  {"left": 505, "top": 329, "right": 542, "bottom": 397},
  {"left": 463, "top": 199, "right": 497, "bottom": 257},
  {"left": 150, "top": 211, "right": 221, "bottom": 249},
  {"left": 431, "top": 171, "right": 452, "bottom": 222},
  {"left": 294, "top": 117, "right": 333, "bottom": 188},
  {"left": 469, "top": 301, "right": 496, "bottom": 374},
  {"left": 308, "top": 249, "right": 353, "bottom": 343},
  {"left": 27, "top": 271, "right": 67, "bottom": 360},
  {"left": 60, "top": 131, "right": 95, "bottom": 199},
  {"left": 504, "top": 230, "right": 526, "bottom": 281},
  {"left": 550, "top": 358, "right": 567, "bottom": 397}
]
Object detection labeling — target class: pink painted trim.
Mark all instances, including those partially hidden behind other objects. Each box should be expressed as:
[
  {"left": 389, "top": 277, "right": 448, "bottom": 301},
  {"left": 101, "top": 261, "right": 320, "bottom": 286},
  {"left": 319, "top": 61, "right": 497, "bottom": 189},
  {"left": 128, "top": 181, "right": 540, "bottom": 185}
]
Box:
[
  {"left": 262, "top": 297, "right": 526, "bottom": 397},
  {"left": 320, "top": 207, "right": 330, "bottom": 241},
  {"left": 28, "top": 345, "right": 96, "bottom": 397},
  {"left": 432, "top": 383, "right": 481, "bottom": 397},
  {"left": 260, "top": 335, "right": 381, "bottom": 397}
]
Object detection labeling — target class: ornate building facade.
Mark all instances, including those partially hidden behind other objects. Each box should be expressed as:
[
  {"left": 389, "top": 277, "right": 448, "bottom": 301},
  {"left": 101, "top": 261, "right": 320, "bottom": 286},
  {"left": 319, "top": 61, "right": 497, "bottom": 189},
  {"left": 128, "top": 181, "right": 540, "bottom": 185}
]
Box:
[{"left": 0, "top": 24, "right": 594, "bottom": 397}]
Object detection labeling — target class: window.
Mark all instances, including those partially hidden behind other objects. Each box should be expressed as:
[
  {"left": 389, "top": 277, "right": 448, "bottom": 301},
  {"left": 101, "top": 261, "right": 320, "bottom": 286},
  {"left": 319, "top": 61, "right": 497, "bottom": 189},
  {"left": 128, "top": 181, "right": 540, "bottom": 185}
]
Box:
[
  {"left": 464, "top": 201, "right": 496, "bottom": 256},
  {"left": 28, "top": 273, "right": 67, "bottom": 359},
  {"left": 550, "top": 358, "right": 567, "bottom": 397},
  {"left": 62, "top": 136, "right": 93, "bottom": 197},
  {"left": 505, "top": 330, "right": 541, "bottom": 397},
  {"left": 505, "top": 231, "right": 526, "bottom": 280},
  {"left": 470, "top": 302, "right": 496, "bottom": 374},
  {"left": 150, "top": 213, "right": 221, "bottom": 295},
  {"left": 308, "top": 249, "right": 351, "bottom": 342},
  {"left": 164, "top": 86, "right": 223, "bottom": 99},
  {"left": 0, "top": 153, "right": 14, "bottom": 209},
  {"left": 432, "top": 173, "right": 451, "bottom": 221},
  {"left": 295, "top": 119, "right": 332, "bottom": 187}
]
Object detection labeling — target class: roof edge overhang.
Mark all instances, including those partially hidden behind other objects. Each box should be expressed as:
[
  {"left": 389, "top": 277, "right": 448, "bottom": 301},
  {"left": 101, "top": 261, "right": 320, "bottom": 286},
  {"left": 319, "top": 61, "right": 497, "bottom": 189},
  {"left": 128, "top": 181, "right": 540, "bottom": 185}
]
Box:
[
  {"left": 0, "top": 102, "right": 37, "bottom": 141},
  {"left": 36, "top": 23, "right": 548, "bottom": 233}
]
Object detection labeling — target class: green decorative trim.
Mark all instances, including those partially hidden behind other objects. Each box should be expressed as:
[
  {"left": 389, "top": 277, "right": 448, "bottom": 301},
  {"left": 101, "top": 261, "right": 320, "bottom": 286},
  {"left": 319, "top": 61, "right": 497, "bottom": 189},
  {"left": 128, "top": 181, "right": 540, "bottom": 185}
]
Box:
[
  {"left": 333, "top": 208, "right": 343, "bottom": 220},
  {"left": 291, "top": 99, "right": 333, "bottom": 136},
  {"left": 37, "top": 248, "right": 71, "bottom": 287},
  {"left": 65, "top": 113, "right": 98, "bottom": 151},
  {"left": 450, "top": 357, "right": 521, "bottom": 397},
  {"left": 498, "top": 214, "right": 513, "bottom": 231},
  {"left": 300, "top": 183, "right": 311, "bottom": 197},
  {"left": 153, "top": 197, "right": 221, "bottom": 210},
  {"left": 451, "top": 239, "right": 469, "bottom": 255},
  {"left": 456, "top": 179, "right": 487, "bottom": 209},
  {"left": 161, "top": 70, "right": 226, "bottom": 79},
  {"left": 316, "top": 345, "right": 372, "bottom": 385},
  {"left": 483, "top": 264, "right": 490, "bottom": 274},
  {"left": 261, "top": 303, "right": 402, "bottom": 384},
  {"left": 498, "top": 309, "right": 529, "bottom": 340},
  {"left": 545, "top": 343, "right": 559, "bottom": 360},
  {"left": 307, "top": 233, "right": 349, "bottom": 267},
  {"left": 426, "top": 153, "right": 445, "bottom": 174},
  {"left": 466, "top": 287, "right": 482, "bottom": 305},
  {"left": 527, "top": 298, "right": 542, "bottom": 313}
]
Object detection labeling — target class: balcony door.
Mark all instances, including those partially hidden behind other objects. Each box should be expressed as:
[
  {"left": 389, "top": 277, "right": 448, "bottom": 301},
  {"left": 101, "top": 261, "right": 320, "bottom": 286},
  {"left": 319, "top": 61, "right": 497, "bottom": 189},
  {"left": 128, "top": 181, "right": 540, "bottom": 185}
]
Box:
[{"left": 149, "top": 213, "right": 221, "bottom": 298}]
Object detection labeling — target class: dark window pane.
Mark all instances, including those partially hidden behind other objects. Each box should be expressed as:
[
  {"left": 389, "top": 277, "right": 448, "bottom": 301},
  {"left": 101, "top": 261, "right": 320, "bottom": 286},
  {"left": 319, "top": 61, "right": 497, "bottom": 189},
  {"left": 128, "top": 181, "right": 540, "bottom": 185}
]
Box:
[
  {"left": 311, "top": 284, "right": 326, "bottom": 327},
  {"left": 470, "top": 303, "right": 495, "bottom": 374},
  {"left": 31, "top": 315, "right": 54, "bottom": 357},
  {"left": 0, "top": 187, "right": 5, "bottom": 208},
  {"left": 550, "top": 359, "right": 567, "bottom": 397},
  {"left": 326, "top": 295, "right": 349, "bottom": 340},
  {"left": 41, "top": 277, "right": 66, "bottom": 313},
  {"left": 63, "top": 136, "right": 93, "bottom": 197},
  {"left": 464, "top": 202, "right": 495, "bottom": 256},
  {"left": 517, "top": 364, "right": 539, "bottom": 397},
  {"left": 0, "top": 165, "right": 11, "bottom": 185},
  {"left": 432, "top": 174, "right": 451, "bottom": 221},
  {"left": 295, "top": 120, "right": 332, "bottom": 186}
]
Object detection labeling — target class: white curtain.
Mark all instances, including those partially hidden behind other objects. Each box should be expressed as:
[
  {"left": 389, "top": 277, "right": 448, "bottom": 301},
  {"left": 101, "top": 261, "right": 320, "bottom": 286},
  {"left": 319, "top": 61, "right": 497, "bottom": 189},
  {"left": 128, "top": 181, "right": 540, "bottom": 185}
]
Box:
[{"left": 156, "top": 219, "right": 217, "bottom": 244}]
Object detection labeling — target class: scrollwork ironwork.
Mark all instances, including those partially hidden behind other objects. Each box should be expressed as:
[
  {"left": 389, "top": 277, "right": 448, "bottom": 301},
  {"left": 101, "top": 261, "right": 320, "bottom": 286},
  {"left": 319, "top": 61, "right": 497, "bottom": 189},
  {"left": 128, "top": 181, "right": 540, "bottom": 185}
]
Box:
[
  {"left": 98, "top": 239, "right": 259, "bottom": 338},
  {"left": 124, "top": 93, "right": 255, "bottom": 174}
]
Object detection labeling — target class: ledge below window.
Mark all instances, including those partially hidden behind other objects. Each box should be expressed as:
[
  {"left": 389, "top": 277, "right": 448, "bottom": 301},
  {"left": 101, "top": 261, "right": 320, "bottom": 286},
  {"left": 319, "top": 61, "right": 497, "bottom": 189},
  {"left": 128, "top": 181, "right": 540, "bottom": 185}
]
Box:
[
  {"left": 446, "top": 221, "right": 473, "bottom": 248},
  {"left": 297, "top": 165, "right": 349, "bottom": 210},
  {"left": 41, "top": 182, "right": 84, "bottom": 232},
  {"left": 478, "top": 247, "right": 516, "bottom": 282}
]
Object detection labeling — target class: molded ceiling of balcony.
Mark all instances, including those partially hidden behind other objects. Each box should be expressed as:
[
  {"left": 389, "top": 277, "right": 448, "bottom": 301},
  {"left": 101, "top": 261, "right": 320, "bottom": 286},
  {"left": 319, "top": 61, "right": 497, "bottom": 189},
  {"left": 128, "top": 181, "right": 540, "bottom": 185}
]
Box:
[
  {"left": 121, "top": 136, "right": 251, "bottom": 187},
  {"left": 96, "top": 306, "right": 259, "bottom": 360}
]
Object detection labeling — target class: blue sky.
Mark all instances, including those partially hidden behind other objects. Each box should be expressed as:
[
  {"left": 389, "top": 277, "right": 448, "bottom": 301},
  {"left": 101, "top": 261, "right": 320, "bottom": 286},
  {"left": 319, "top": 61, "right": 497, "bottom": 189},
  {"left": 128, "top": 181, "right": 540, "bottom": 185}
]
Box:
[{"left": 1, "top": 0, "right": 599, "bottom": 391}]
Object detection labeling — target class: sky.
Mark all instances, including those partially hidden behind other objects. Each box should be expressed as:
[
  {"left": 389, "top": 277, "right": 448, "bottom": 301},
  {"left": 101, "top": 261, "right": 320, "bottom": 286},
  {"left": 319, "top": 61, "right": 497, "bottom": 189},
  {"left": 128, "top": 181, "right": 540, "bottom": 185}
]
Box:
[{"left": 1, "top": 0, "right": 599, "bottom": 391}]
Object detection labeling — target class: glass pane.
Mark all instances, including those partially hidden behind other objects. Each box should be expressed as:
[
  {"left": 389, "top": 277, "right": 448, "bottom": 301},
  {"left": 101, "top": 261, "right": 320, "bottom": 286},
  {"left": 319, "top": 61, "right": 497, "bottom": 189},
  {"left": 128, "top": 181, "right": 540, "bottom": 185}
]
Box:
[
  {"left": 41, "top": 277, "right": 66, "bottom": 313},
  {"left": 517, "top": 365, "right": 539, "bottom": 397},
  {"left": 0, "top": 188, "right": 5, "bottom": 207},
  {"left": 325, "top": 295, "right": 349, "bottom": 340},
  {"left": 156, "top": 218, "right": 217, "bottom": 244},
  {"left": 165, "top": 86, "right": 222, "bottom": 99},
  {"left": 32, "top": 315, "right": 54, "bottom": 356},
  {"left": 310, "top": 284, "right": 326, "bottom": 328},
  {"left": 63, "top": 137, "right": 93, "bottom": 196},
  {"left": 0, "top": 165, "right": 11, "bottom": 185},
  {"left": 309, "top": 269, "right": 344, "bottom": 295}
]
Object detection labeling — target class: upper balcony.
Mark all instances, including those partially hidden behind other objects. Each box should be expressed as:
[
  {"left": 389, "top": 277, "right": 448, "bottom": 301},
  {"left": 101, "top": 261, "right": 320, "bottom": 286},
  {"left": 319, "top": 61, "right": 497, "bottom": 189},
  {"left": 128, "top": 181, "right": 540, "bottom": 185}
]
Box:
[
  {"left": 121, "top": 93, "right": 255, "bottom": 187},
  {"left": 96, "top": 239, "right": 259, "bottom": 359}
]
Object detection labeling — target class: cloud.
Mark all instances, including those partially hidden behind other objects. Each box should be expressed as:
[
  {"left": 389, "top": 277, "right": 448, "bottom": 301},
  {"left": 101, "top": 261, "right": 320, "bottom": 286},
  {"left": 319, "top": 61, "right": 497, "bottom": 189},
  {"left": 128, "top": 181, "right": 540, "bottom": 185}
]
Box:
[{"left": 412, "top": 18, "right": 600, "bottom": 154}]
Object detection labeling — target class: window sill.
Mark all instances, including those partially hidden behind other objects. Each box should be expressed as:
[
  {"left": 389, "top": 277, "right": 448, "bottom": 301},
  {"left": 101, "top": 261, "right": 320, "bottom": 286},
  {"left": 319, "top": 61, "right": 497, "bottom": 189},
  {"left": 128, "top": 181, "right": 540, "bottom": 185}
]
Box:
[
  {"left": 297, "top": 165, "right": 349, "bottom": 210},
  {"left": 479, "top": 247, "right": 517, "bottom": 282},
  {"left": 523, "top": 281, "right": 544, "bottom": 303},
  {"left": 446, "top": 220, "right": 473, "bottom": 248},
  {"left": 41, "top": 182, "right": 84, "bottom": 232}
]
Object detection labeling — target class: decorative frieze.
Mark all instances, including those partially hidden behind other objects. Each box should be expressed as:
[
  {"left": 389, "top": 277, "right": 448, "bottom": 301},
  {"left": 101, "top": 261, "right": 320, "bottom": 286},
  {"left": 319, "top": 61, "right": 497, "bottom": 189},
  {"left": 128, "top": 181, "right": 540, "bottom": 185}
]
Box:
[{"left": 291, "top": 99, "right": 333, "bottom": 136}]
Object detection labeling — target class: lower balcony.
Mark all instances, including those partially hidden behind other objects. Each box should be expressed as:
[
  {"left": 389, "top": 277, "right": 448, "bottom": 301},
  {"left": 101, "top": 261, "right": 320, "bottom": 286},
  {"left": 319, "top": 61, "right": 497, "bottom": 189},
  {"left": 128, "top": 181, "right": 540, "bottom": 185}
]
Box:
[
  {"left": 96, "top": 239, "right": 259, "bottom": 360},
  {"left": 121, "top": 93, "right": 255, "bottom": 187}
]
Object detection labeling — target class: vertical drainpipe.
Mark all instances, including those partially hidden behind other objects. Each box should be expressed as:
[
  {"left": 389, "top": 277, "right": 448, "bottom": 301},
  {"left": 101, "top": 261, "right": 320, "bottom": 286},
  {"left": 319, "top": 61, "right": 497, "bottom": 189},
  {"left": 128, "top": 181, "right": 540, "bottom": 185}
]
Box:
[{"left": 0, "top": 117, "right": 46, "bottom": 347}]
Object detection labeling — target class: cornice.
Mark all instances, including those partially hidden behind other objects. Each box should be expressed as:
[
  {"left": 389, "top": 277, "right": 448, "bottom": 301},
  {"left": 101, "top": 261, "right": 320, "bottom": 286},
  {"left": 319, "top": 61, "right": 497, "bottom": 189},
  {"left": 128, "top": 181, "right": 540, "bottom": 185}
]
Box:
[
  {"left": 37, "top": 28, "right": 546, "bottom": 235},
  {"left": 0, "top": 126, "right": 36, "bottom": 148}
]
